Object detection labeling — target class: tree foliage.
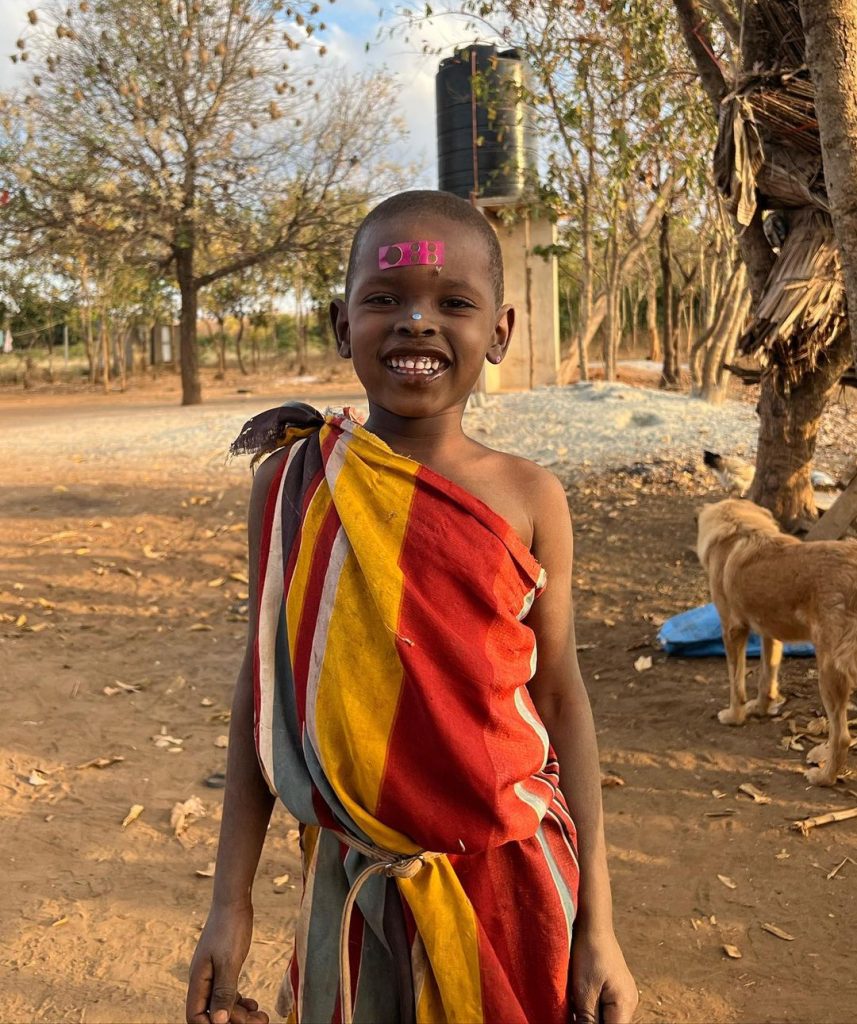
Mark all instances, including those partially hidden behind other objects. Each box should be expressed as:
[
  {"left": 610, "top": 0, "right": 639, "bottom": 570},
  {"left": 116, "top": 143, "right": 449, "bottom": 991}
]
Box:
[{"left": 1, "top": 0, "right": 411, "bottom": 403}]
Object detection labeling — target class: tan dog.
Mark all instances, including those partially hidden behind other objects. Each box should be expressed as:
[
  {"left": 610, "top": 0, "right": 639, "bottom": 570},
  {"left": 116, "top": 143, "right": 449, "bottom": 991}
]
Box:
[{"left": 697, "top": 498, "right": 857, "bottom": 786}]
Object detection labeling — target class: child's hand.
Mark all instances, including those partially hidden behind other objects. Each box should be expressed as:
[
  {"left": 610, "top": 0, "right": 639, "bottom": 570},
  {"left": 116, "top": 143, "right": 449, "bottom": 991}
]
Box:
[
  {"left": 186, "top": 902, "right": 268, "bottom": 1024},
  {"left": 570, "top": 925, "right": 638, "bottom": 1023}
]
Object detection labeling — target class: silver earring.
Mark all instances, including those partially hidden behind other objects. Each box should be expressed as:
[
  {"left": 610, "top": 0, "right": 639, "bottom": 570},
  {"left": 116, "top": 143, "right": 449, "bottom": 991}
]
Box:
[{"left": 411, "top": 312, "right": 422, "bottom": 321}]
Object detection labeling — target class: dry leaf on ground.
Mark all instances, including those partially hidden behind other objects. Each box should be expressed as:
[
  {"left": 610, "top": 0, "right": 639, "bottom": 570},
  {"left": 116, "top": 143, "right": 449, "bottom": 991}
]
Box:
[
  {"left": 633, "top": 655, "right": 653, "bottom": 672},
  {"left": 170, "top": 796, "right": 206, "bottom": 837},
  {"left": 273, "top": 873, "right": 290, "bottom": 887},
  {"left": 826, "top": 856, "right": 854, "bottom": 880},
  {"left": 722, "top": 944, "right": 742, "bottom": 959},
  {"left": 213, "top": 735, "right": 228, "bottom": 749},
  {"left": 121, "top": 804, "right": 144, "bottom": 829},
  {"left": 738, "top": 783, "right": 771, "bottom": 804},
  {"left": 600, "top": 772, "right": 625, "bottom": 787},
  {"left": 195, "top": 862, "right": 216, "bottom": 878},
  {"left": 717, "top": 874, "right": 738, "bottom": 890},
  {"left": 27, "top": 770, "right": 50, "bottom": 787},
  {"left": 151, "top": 732, "right": 183, "bottom": 749},
  {"left": 760, "top": 922, "right": 795, "bottom": 941},
  {"left": 75, "top": 755, "right": 124, "bottom": 770}
]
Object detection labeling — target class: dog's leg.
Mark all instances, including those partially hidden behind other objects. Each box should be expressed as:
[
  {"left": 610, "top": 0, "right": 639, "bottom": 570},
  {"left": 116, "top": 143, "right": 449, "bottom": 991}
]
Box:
[
  {"left": 745, "top": 636, "right": 785, "bottom": 717},
  {"left": 805, "top": 659, "right": 851, "bottom": 787},
  {"left": 719, "top": 624, "right": 751, "bottom": 725}
]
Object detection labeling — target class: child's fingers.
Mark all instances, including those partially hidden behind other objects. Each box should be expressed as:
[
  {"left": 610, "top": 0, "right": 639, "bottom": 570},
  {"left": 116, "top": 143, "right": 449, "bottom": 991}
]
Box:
[
  {"left": 207, "top": 977, "right": 241, "bottom": 1024},
  {"left": 185, "top": 957, "right": 214, "bottom": 1024},
  {"left": 236, "top": 996, "right": 269, "bottom": 1023}
]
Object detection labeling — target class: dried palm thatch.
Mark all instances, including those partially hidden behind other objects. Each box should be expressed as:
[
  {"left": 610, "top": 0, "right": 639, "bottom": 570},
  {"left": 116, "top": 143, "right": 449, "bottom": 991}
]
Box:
[
  {"left": 713, "top": 0, "right": 848, "bottom": 387},
  {"left": 738, "top": 208, "right": 847, "bottom": 387},
  {"left": 755, "top": 0, "right": 805, "bottom": 67}
]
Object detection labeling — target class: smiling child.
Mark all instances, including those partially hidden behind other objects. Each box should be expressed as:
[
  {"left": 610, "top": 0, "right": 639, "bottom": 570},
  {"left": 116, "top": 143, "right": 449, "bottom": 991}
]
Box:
[{"left": 185, "top": 190, "right": 637, "bottom": 1024}]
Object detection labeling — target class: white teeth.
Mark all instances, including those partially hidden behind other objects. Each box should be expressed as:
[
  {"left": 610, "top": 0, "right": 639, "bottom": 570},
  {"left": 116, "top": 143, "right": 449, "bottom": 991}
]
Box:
[{"left": 386, "top": 355, "right": 446, "bottom": 375}]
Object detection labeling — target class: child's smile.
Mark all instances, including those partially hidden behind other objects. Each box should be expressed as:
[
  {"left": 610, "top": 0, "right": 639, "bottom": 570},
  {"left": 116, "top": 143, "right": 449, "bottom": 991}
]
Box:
[{"left": 382, "top": 349, "right": 450, "bottom": 382}]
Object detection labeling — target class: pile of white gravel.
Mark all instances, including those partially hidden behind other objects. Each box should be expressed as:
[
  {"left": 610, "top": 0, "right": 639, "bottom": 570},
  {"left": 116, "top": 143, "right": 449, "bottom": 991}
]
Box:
[
  {"left": 464, "top": 382, "right": 759, "bottom": 476},
  {"left": 6, "top": 378, "right": 853, "bottom": 481}
]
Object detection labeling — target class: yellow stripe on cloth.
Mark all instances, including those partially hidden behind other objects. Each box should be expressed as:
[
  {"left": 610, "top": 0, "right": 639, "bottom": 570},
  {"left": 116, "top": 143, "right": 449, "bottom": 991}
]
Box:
[
  {"left": 400, "top": 859, "right": 484, "bottom": 1023},
  {"left": 314, "top": 428, "right": 422, "bottom": 846},
  {"left": 286, "top": 474, "right": 334, "bottom": 656}
]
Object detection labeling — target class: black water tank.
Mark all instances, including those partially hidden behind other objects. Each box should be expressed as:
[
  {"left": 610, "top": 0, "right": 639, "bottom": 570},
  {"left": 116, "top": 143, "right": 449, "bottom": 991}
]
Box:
[{"left": 436, "top": 45, "right": 537, "bottom": 201}]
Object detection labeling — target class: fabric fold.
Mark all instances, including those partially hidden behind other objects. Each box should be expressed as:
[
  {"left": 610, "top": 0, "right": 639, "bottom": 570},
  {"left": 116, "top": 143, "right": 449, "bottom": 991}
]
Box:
[{"left": 246, "top": 406, "right": 579, "bottom": 1023}]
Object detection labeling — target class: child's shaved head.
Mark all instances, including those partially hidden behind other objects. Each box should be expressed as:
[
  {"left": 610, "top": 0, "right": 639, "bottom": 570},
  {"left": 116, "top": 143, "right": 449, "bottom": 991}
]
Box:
[{"left": 345, "top": 190, "right": 505, "bottom": 306}]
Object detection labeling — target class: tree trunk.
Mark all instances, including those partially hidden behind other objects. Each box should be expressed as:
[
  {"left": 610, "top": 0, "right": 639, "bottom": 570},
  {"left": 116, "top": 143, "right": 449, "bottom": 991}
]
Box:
[
  {"left": 579, "top": 176, "right": 594, "bottom": 382},
  {"left": 603, "top": 281, "right": 619, "bottom": 381},
  {"left": 699, "top": 276, "right": 751, "bottom": 403},
  {"left": 750, "top": 327, "right": 853, "bottom": 529},
  {"left": 800, "top": 0, "right": 857, "bottom": 360},
  {"left": 81, "top": 264, "right": 96, "bottom": 385},
  {"left": 603, "top": 228, "right": 621, "bottom": 381},
  {"left": 659, "top": 212, "right": 680, "bottom": 388},
  {"left": 45, "top": 326, "right": 54, "bottom": 383},
  {"left": 175, "top": 245, "right": 202, "bottom": 406},
  {"left": 234, "top": 317, "right": 248, "bottom": 375},
  {"left": 691, "top": 261, "right": 747, "bottom": 397},
  {"left": 251, "top": 325, "right": 260, "bottom": 371},
  {"left": 212, "top": 315, "right": 227, "bottom": 378},
  {"left": 295, "top": 267, "right": 308, "bottom": 376},
  {"left": 558, "top": 175, "right": 676, "bottom": 383},
  {"left": 645, "top": 265, "right": 659, "bottom": 362},
  {"left": 99, "top": 314, "right": 110, "bottom": 394},
  {"left": 115, "top": 324, "right": 127, "bottom": 392}
]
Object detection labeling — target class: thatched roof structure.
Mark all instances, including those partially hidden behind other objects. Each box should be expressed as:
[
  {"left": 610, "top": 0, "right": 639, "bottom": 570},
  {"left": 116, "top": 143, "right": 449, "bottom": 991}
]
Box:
[{"left": 713, "top": 0, "right": 849, "bottom": 388}]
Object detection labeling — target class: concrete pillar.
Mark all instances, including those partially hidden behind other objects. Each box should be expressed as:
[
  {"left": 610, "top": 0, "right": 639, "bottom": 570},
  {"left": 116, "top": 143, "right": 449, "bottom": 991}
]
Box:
[{"left": 478, "top": 204, "right": 560, "bottom": 392}]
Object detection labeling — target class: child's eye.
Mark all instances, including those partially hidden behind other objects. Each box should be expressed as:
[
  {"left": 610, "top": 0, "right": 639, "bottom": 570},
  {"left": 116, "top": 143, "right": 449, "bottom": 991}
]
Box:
[
  {"left": 364, "top": 294, "right": 397, "bottom": 306},
  {"left": 442, "top": 297, "right": 476, "bottom": 310}
]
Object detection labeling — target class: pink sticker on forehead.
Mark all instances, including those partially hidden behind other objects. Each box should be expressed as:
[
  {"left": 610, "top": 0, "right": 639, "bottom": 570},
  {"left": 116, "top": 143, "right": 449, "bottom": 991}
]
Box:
[{"left": 378, "top": 240, "right": 445, "bottom": 270}]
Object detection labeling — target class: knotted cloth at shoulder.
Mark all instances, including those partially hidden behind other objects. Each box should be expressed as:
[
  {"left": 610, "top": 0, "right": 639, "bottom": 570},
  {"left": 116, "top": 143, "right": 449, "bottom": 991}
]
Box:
[{"left": 228, "top": 401, "right": 325, "bottom": 463}]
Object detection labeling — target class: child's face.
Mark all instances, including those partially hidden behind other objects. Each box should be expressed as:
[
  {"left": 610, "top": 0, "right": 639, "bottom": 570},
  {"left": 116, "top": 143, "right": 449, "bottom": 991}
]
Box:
[{"left": 333, "top": 214, "right": 513, "bottom": 421}]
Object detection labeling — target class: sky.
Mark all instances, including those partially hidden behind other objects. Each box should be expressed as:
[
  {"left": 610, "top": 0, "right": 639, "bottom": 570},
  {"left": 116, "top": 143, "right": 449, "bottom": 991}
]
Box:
[{"left": 0, "top": 0, "right": 489, "bottom": 188}]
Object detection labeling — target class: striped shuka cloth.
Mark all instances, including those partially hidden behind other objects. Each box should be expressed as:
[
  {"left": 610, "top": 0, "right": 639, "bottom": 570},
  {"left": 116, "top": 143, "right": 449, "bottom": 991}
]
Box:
[{"left": 242, "top": 405, "right": 579, "bottom": 1024}]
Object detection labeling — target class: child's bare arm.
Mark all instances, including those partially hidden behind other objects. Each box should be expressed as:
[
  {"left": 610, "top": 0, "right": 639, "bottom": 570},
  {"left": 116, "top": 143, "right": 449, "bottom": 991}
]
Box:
[
  {"left": 186, "top": 450, "right": 288, "bottom": 1024},
  {"left": 526, "top": 471, "right": 637, "bottom": 1024}
]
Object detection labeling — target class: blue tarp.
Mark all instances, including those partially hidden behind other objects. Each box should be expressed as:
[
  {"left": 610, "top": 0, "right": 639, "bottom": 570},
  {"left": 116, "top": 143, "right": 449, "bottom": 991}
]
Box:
[{"left": 657, "top": 603, "right": 815, "bottom": 658}]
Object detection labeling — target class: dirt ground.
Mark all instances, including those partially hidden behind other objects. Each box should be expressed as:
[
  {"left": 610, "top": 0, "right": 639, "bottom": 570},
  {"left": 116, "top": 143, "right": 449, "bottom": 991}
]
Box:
[{"left": 2, "top": 370, "right": 857, "bottom": 1024}]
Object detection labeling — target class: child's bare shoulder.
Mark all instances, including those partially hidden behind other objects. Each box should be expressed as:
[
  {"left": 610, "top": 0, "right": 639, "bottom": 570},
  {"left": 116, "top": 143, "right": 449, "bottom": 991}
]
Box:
[{"left": 465, "top": 443, "right": 570, "bottom": 550}]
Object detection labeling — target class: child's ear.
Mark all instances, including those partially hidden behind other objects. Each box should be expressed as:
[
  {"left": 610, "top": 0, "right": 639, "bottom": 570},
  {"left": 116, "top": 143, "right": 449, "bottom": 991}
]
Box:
[
  {"left": 486, "top": 304, "right": 514, "bottom": 365},
  {"left": 330, "top": 299, "right": 351, "bottom": 359}
]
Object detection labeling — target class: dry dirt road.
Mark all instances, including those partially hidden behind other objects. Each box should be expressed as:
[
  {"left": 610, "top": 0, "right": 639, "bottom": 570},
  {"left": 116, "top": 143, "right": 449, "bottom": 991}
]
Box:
[{"left": 2, "top": 373, "right": 856, "bottom": 1023}]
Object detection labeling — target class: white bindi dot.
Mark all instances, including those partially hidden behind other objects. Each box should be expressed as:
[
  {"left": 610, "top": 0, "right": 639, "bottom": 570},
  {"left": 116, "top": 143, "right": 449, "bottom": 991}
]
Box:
[{"left": 411, "top": 312, "right": 422, "bottom": 321}]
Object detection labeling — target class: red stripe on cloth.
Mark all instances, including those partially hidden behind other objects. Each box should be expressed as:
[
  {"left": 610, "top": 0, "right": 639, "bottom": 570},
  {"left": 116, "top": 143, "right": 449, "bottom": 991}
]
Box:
[
  {"left": 253, "top": 453, "right": 290, "bottom": 753},
  {"left": 451, "top": 826, "right": 578, "bottom": 1023},
  {"left": 287, "top": 944, "right": 300, "bottom": 1018},
  {"left": 375, "top": 469, "right": 548, "bottom": 853}
]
